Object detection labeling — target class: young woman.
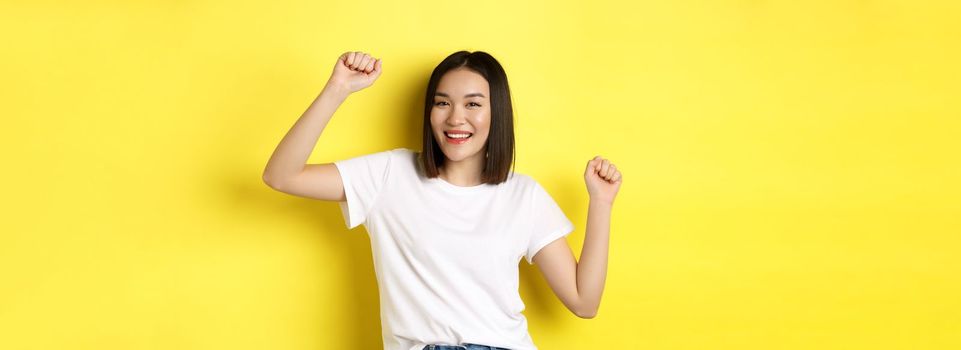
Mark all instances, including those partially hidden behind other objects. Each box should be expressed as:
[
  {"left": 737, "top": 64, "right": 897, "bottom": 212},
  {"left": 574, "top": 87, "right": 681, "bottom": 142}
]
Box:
[{"left": 263, "top": 51, "right": 622, "bottom": 350}]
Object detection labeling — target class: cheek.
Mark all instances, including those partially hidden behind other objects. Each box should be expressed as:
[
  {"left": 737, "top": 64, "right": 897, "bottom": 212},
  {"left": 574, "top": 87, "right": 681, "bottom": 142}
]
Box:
[
  {"left": 430, "top": 107, "right": 448, "bottom": 120},
  {"left": 429, "top": 115, "right": 444, "bottom": 130},
  {"left": 473, "top": 126, "right": 491, "bottom": 142},
  {"left": 468, "top": 112, "right": 491, "bottom": 128},
  {"left": 474, "top": 132, "right": 490, "bottom": 144}
]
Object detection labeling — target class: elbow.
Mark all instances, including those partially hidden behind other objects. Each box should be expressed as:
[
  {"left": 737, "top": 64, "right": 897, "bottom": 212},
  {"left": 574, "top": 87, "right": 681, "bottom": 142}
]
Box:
[
  {"left": 575, "top": 310, "right": 597, "bottom": 319},
  {"left": 262, "top": 172, "right": 283, "bottom": 190},
  {"left": 574, "top": 306, "right": 598, "bottom": 319},
  {"left": 570, "top": 295, "right": 600, "bottom": 319}
]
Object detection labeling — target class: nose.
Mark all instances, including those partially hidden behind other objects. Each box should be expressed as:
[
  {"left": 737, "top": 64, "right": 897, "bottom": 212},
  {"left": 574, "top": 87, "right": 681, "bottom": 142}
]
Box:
[{"left": 445, "top": 105, "right": 467, "bottom": 126}]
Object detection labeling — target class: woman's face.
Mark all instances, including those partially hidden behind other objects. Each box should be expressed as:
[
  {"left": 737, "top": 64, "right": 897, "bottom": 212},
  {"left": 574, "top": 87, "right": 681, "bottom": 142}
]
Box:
[{"left": 430, "top": 68, "right": 492, "bottom": 163}]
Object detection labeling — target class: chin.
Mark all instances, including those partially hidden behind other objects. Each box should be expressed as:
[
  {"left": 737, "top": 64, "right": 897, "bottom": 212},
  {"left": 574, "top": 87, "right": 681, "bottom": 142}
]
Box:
[
  {"left": 440, "top": 146, "right": 484, "bottom": 162},
  {"left": 441, "top": 149, "right": 473, "bottom": 162}
]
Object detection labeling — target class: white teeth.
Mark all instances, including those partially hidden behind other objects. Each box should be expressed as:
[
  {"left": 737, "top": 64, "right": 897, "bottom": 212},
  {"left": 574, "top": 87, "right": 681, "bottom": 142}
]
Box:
[{"left": 445, "top": 132, "right": 471, "bottom": 139}]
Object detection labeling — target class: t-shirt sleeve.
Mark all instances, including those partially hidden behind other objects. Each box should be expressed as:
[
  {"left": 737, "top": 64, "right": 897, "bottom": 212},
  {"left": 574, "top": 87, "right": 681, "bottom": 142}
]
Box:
[
  {"left": 332, "top": 149, "right": 394, "bottom": 230},
  {"left": 524, "top": 181, "right": 575, "bottom": 265}
]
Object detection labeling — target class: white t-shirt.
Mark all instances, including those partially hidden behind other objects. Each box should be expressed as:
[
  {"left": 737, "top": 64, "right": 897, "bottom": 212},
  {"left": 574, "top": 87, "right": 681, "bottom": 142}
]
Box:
[{"left": 333, "top": 148, "right": 574, "bottom": 350}]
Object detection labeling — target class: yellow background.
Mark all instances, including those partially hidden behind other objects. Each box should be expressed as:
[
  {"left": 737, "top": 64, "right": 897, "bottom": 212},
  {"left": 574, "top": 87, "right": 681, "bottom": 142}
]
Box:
[{"left": 2, "top": 0, "right": 959, "bottom": 349}]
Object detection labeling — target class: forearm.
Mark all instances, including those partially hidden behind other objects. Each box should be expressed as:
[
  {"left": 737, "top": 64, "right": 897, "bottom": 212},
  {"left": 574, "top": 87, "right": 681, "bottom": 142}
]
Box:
[
  {"left": 263, "top": 83, "right": 350, "bottom": 183},
  {"left": 575, "top": 198, "right": 612, "bottom": 317}
]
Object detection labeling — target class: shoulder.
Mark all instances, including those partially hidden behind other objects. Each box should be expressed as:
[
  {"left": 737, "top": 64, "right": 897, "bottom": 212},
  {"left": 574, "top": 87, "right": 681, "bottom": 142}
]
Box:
[
  {"left": 508, "top": 173, "right": 562, "bottom": 208},
  {"left": 384, "top": 148, "right": 423, "bottom": 174},
  {"left": 380, "top": 147, "right": 418, "bottom": 159},
  {"left": 351, "top": 147, "right": 415, "bottom": 163},
  {"left": 385, "top": 147, "right": 420, "bottom": 164},
  {"left": 335, "top": 148, "right": 408, "bottom": 170},
  {"left": 501, "top": 171, "right": 544, "bottom": 194}
]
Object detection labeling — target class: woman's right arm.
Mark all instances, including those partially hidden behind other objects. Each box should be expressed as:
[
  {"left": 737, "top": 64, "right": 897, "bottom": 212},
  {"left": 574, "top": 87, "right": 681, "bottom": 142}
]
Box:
[{"left": 262, "top": 51, "right": 383, "bottom": 201}]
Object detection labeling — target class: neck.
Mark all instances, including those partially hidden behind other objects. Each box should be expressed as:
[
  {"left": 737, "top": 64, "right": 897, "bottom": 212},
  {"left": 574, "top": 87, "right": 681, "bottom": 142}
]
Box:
[{"left": 439, "top": 151, "right": 486, "bottom": 186}]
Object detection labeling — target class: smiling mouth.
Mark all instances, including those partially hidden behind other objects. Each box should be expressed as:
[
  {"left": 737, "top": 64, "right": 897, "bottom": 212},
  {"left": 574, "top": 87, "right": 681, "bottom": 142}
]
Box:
[{"left": 444, "top": 131, "right": 473, "bottom": 144}]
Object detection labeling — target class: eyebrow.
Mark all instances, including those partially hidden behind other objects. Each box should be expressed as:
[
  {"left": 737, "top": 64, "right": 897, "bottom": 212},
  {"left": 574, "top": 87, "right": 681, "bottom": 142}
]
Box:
[{"left": 435, "top": 92, "right": 486, "bottom": 98}]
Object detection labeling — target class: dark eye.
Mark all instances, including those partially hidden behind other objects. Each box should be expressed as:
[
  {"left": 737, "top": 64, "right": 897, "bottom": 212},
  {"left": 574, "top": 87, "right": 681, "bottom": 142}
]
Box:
[
  {"left": 468, "top": 102, "right": 481, "bottom": 107},
  {"left": 434, "top": 101, "right": 448, "bottom": 106}
]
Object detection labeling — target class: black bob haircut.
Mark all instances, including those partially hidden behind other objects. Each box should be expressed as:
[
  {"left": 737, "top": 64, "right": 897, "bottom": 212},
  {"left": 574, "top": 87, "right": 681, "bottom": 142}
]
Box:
[{"left": 419, "top": 50, "right": 516, "bottom": 185}]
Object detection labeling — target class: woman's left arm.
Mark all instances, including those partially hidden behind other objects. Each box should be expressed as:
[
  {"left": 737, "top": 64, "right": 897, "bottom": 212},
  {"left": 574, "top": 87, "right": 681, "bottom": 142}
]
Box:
[{"left": 532, "top": 156, "right": 621, "bottom": 318}]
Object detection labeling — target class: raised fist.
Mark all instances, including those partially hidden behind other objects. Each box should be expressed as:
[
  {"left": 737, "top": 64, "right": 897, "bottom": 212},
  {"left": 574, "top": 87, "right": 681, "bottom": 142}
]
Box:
[{"left": 328, "top": 51, "right": 383, "bottom": 94}]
